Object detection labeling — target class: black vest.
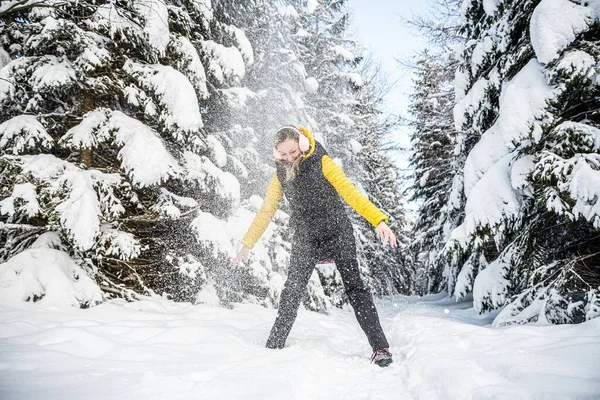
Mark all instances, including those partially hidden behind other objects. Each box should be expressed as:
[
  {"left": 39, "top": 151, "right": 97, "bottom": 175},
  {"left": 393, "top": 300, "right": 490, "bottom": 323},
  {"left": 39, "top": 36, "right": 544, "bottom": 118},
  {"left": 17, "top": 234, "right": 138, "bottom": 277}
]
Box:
[{"left": 276, "top": 142, "right": 351, "bottom": 238}]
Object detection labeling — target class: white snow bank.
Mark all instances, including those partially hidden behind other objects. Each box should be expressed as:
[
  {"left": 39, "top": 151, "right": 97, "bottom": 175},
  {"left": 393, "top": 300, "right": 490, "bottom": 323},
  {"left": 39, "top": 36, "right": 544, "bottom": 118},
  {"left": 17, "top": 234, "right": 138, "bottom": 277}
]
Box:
[
  {"left": 0, "top": 295, "right": 598, "bottom": 399},
  {"left": 0, "top": 248, "right": 103, "bottom": 308}
]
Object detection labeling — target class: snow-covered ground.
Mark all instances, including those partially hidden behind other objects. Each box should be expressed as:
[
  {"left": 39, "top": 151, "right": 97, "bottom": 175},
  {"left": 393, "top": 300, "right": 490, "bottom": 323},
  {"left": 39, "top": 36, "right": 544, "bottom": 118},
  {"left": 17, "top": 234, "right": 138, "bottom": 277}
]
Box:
[{"left": 1, "top": 294, "right": 599, "bottom": 400}]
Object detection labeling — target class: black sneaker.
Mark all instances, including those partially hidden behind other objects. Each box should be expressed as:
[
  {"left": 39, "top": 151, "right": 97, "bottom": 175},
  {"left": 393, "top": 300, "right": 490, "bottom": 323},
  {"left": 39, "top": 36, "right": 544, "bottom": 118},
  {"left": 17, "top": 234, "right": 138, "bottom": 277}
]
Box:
[{"left": 371, "top": 347, "right": 393, "bottom": 367}]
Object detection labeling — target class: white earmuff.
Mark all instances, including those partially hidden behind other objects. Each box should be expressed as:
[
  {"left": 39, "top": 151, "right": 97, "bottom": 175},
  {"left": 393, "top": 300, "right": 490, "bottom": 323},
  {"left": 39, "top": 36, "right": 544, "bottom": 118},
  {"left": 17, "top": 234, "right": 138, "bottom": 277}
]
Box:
[
  {"left": 298, "top": 131, "right": 310, "bottom": 152},
  {"left": 273, "top": 147, "right": 283, "bottom": 160}
]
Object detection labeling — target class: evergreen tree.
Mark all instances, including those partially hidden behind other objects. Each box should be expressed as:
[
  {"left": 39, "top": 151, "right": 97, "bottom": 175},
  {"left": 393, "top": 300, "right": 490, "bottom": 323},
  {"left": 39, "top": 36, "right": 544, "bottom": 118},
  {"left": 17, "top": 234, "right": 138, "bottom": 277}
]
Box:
[
  {"left": 439, "top": 0, "right": 600, "bottom": 324},
  {"left": 408, "top": 50, "right": 459, "bottom": 295},
  {"left": 0, "top": 0, "right": 259, "bottom": 304},
  {"left": 351, "top": 59, "right": 414, "bottom": 296}
]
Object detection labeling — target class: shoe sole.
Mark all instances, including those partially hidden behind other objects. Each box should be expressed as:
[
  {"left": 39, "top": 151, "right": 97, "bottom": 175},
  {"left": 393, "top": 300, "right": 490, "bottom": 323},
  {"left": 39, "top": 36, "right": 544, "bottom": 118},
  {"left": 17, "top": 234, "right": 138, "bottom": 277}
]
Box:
[{"left": 374, "top": 358, "right": 393, "bottom": 367}]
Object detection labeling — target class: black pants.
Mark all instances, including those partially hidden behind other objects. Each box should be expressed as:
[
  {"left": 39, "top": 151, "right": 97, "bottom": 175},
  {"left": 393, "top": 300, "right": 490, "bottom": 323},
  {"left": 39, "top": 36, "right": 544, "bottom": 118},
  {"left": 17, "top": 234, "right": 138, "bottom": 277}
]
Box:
[{"left": 266, "top": 228, "right": 389, "bottom": 350}]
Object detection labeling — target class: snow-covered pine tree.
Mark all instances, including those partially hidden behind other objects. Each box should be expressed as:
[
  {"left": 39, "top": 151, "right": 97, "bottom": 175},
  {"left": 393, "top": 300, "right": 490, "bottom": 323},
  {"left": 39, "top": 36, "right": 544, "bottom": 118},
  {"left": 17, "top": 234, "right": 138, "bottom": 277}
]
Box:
[
  {"left": 408, "top": 50, "right": 460, "bottom": 295},
  {"left": 0, "top": 0, "right": 259, "bottom": 305},
  {"left": 288, "top": 0, "right": 411, "bottom": 305},
  {"left": 443, "top": 0, "right": 600, "bottom": 324},
  {"left": 350, "top": 57, "right": 414, "bottom": 296}
]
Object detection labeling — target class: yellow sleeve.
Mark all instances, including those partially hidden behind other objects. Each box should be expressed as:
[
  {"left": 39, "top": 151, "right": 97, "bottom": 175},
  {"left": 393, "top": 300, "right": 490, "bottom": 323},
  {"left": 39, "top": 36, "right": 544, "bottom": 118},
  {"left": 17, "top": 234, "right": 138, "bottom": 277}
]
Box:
[
  {"left": 240, "top": 173, "right": 283, "bottom": 249},
  {"left": 322, "top": 155, "right": 389, "bottom": 227}
]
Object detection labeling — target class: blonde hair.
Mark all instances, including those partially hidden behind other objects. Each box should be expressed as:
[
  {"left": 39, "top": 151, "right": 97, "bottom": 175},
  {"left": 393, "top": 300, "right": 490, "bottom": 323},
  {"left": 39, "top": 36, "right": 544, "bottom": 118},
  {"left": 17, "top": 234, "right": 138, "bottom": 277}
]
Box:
[{"left": 274, "top": 126, "right": 305, "bottom": 181}]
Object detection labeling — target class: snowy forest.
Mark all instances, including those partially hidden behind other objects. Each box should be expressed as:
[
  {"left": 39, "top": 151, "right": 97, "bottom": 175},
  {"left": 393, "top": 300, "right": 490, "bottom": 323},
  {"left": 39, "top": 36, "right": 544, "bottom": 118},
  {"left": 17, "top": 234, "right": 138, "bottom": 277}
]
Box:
[{"left": 1, "top": 0, "right": 599, "bottom": 330}]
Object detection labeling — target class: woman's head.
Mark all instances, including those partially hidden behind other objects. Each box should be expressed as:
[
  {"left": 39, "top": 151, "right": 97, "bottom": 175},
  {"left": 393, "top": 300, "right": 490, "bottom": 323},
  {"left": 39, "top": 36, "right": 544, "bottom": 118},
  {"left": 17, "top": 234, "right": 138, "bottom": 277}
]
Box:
[
  {"left": 274, "top": 127, "right": 302, "bottom": 164},
  {"left": 273, "top": 126, "right": 309, "bottom": 181}
]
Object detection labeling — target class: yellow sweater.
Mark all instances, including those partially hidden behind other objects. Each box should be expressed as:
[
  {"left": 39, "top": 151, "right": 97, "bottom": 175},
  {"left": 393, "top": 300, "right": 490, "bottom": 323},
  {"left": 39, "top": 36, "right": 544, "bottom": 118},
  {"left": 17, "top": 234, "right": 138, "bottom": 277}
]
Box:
[{"left": 241, "top": 155, "right": 388, "bottom": 249}]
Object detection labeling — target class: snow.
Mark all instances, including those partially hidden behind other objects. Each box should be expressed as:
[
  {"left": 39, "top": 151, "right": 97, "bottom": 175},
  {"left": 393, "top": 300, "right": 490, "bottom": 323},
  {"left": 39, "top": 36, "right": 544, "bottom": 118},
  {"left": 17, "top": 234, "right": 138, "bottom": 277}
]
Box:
[
  {"left": 470, "top": 36, "right": 494, "bottom": 74},
  {"left": 124, "top": 61, "right": 204, "bottom": 133},
  {"left": 0, "top": 47, "right": 10, "bottom": 68},
  {"left": 97, "top": 226, "right": 142, "bottom": 261},
  {"left": 0, "top": 58, "right": 26, "bottom": 104},
  {"left": 9, "top": 154, "right": 123, "bottom": 250},
  {"left": 279, "top": 4, "right": 299, "bottom": 18},
  {"left": 227, "top": 26, "right": 254, "bottom": 66},
  {"left": 453, "top": 66, "right": 470, "bottom": 102},
  {"left": 347, "top": 72, "right": 364, "bottom": 87},
  {"left": 0, "top": 183, "right": 39, "bottom": 218},
  {"left": 0, "top": 115, "right": 53, "bottom": 154},
  {"left": 349, "top": 138, "right": 363, "bottom": 154},
  {"left": 30, "top": 231, "right": 65, "bottom": 250},
  {"left": 136, "top": 0, "right": 170, "bottom": 55},
  {"left": 463, "top": 59, "right": 554, "bottom": 197},
  {"left": 482, "top": 0, "right": 499, "bottom": 16},
  {"left": 189, "top": 0, "right": 213, "bottom": 21},
  {"left": 568, "top": 155, "right": 600, "bottom": 228},
  {"left": 202, "top": 40, "right": 246, "bottom": 82},
  {"left": 554, "top": 49, "right": 596, "bottom": 77},
  {"left": 0, "top": 295, "right": 599, "bottom": 399},
  {"left": 460, "top": 0, "right": 475, "bottom": 22},
  {"left": 60, "top": 109, "right": 181, "bottom": 187},
  {"left": 0, "top": 248, "right": 103, "bottom": 308},
  {"left": 530, "top": 0, "right": 593, "bottom": 64},
  {"left": 304, "top": 77, "right": 319, "bottom": 93},
  {"left": 307, "top": 0, "right": 318, "bottom": 13},
  {"left": 510, "top": 154, "right": 535, "bottom": 192},
  {"left": 472, "top": 247, "right": 513, "bottom": 313},
  {"left": 93, "top": 3, "right": 140, "bottom": 40},
  {"left": 55, "top": 169, "right": 103, "bottom": 250},
  {"left": 455, "top": 154, "right": 523, "bottom": 247},
  {"left": 206, "top": 135, "right": 227, "bottom": 168},
  {"left": 76, "top": 45, "right": 111, "bottom": 72},
  {"left": 220, "top": 87, "right": 256, "bottom": 108},
  {"left": 183, "top": 151, "right": 240, "bottom": 208},
  {"left": 31, "top": 56, "right": 76, "bottom": 91},
  {"left": 109, "top": 111, "right": 182, "bottom": 187},
  {"left": 61, "top": 109, "right": 110, "bottom": 149},
  {"left": 453, "top": 77, "right": 488, "bottom": 131},
  {"left": 190, "top": 212, "right": 235, "bottom": 258},
  {"left": 152, "top": 188, "right": 198, "bottom": 217},
  {"left": 331, "top": 45, "right": 355, "bottom": 61},
  {"left": 170, "top": 36, "right": 209, "bottom": 99}
]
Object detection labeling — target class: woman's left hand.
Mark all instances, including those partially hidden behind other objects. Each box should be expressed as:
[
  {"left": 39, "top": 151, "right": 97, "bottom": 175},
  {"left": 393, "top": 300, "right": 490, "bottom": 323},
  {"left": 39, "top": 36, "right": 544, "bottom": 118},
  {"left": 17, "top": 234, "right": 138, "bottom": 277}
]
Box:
[{"left": 376, "top": 221, "right": 397, "bottom": 248}]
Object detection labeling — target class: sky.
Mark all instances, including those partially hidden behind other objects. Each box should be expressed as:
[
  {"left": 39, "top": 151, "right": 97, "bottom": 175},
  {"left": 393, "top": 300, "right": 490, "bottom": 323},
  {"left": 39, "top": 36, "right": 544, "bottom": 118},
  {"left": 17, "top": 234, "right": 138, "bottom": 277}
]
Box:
[{"left": 348, "top": 0, "right": 434, "bottom": 152}]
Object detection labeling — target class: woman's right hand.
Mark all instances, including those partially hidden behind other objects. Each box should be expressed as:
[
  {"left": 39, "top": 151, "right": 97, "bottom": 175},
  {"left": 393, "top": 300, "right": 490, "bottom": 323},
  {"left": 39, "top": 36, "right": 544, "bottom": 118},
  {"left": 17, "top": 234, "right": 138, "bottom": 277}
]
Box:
[{"left": 231, "top": 245, "right": 250, "bottom": 266}]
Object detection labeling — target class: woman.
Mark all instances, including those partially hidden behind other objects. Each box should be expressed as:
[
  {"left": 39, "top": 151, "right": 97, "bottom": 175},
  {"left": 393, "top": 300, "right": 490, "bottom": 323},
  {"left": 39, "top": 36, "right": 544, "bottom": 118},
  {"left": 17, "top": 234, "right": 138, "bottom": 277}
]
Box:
[{"left": 232, "top": 125, "right": 397, "bottom": 367}]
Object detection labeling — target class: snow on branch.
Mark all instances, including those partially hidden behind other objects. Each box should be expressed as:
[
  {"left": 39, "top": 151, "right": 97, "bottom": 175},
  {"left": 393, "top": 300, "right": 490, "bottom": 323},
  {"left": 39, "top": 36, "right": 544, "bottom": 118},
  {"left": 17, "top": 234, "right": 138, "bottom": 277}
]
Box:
[
  {"left": 530, "top": 0, "right": 593, "bottom": 65},
  {"left": 123, "top": 60, "right": 204, "bottom": 140},
  {"left": 0, "top": 115, "right": 53, "bottom": 154}
]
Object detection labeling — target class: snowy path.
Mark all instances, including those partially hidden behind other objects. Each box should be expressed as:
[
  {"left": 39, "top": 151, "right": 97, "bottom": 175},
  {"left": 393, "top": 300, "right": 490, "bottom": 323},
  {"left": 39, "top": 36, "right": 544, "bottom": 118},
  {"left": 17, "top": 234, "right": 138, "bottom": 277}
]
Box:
[{"left": 1, "top": 295, "right": 599, "bottom": 400}]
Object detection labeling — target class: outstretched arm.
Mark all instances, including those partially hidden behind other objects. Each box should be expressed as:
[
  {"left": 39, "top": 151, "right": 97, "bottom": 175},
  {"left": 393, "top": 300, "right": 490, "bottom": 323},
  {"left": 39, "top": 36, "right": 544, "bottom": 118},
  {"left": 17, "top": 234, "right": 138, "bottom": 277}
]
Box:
[
  {"left": 322, "top": 155, "right": 396, "bottom": 247},
  {"left": 240, "top": 173, "right": 283, "bottom": 249},
  {"left": 322, "top": 155, "right": 388, "bottom": 227}
]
